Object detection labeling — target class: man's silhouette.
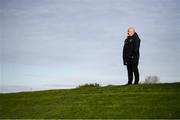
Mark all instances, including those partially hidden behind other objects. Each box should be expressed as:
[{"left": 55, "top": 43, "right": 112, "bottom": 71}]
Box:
[{"left": 123, "top": 28, "right": 141, "bottom": 85}]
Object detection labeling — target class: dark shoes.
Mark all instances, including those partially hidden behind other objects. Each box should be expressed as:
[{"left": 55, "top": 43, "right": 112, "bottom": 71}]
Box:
[
  {"left": 125, "top": 83, "right": 138, "bottom": 85},
  {"left": 125, "top": 83, "right": 132, "bottom": 85}
]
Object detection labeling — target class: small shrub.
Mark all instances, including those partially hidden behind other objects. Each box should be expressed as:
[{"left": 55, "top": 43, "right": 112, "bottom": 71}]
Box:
[
  {"left": 106, "top": 84, "right": 113, "bottom": 87},
  {"left": 144, "top": 75, "right": 160, "bottom": 84},
  {"left": 77, "top": 83, "right": 101, "bottom": 88}
]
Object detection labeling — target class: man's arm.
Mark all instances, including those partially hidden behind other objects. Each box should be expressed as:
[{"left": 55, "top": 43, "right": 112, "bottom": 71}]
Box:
[
  {"left": 133, "top": 37, "right": 140, "bottom": 62},
  {"left": 123, "top": 42, "right": 127, "bottom": 65}
]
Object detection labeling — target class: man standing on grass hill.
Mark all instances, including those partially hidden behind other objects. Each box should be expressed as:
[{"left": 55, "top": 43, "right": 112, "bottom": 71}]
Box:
[{"left": 123, "top": 27, "right": 141, "bottom": 85}]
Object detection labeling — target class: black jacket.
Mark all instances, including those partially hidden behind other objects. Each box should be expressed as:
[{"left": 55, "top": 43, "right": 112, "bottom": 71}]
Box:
[{"left": 123, "top": 32, "right": 141, "bottom": 65}]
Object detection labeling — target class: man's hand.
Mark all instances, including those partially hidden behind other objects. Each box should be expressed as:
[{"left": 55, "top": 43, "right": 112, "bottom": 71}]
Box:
[{"left": 124, "top": 62, "right": 127, "bottom": 65}]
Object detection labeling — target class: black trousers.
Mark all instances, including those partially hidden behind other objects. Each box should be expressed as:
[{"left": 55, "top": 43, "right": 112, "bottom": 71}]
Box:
[{"left": 127, "top": 64, "right": 139, "bottom": 84}]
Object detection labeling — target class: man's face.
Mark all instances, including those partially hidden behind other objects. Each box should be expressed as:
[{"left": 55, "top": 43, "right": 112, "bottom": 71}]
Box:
[{"left": 127, "top": 28, "right": 135, "bottom": 36}]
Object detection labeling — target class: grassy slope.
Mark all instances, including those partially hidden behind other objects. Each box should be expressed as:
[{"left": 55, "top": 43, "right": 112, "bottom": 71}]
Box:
[{"left": 0, "top": 83, "right": 180, "bottom": 119}]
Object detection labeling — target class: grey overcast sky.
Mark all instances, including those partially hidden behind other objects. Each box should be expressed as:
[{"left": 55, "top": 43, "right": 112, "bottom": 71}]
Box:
[{"left": 0, "top": 0, "right": 180, "bottom": 92}]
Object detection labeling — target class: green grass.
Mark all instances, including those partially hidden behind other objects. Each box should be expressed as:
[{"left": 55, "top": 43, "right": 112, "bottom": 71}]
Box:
[{"left": 0, "top": 82, "right": 180, "bottom": 119}]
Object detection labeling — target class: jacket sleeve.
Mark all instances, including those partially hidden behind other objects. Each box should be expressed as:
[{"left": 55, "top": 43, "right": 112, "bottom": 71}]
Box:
[
  {"left": 133, "top": 37, "right": 140, "bottom": 61},
  {"left": 123, "top": 41, "right": 127, "bottom": 65}
]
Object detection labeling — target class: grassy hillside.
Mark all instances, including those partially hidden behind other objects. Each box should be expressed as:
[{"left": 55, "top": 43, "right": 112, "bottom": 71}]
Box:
[{"left": 0, "top": 83, "right": 180, "bottom": 119}]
